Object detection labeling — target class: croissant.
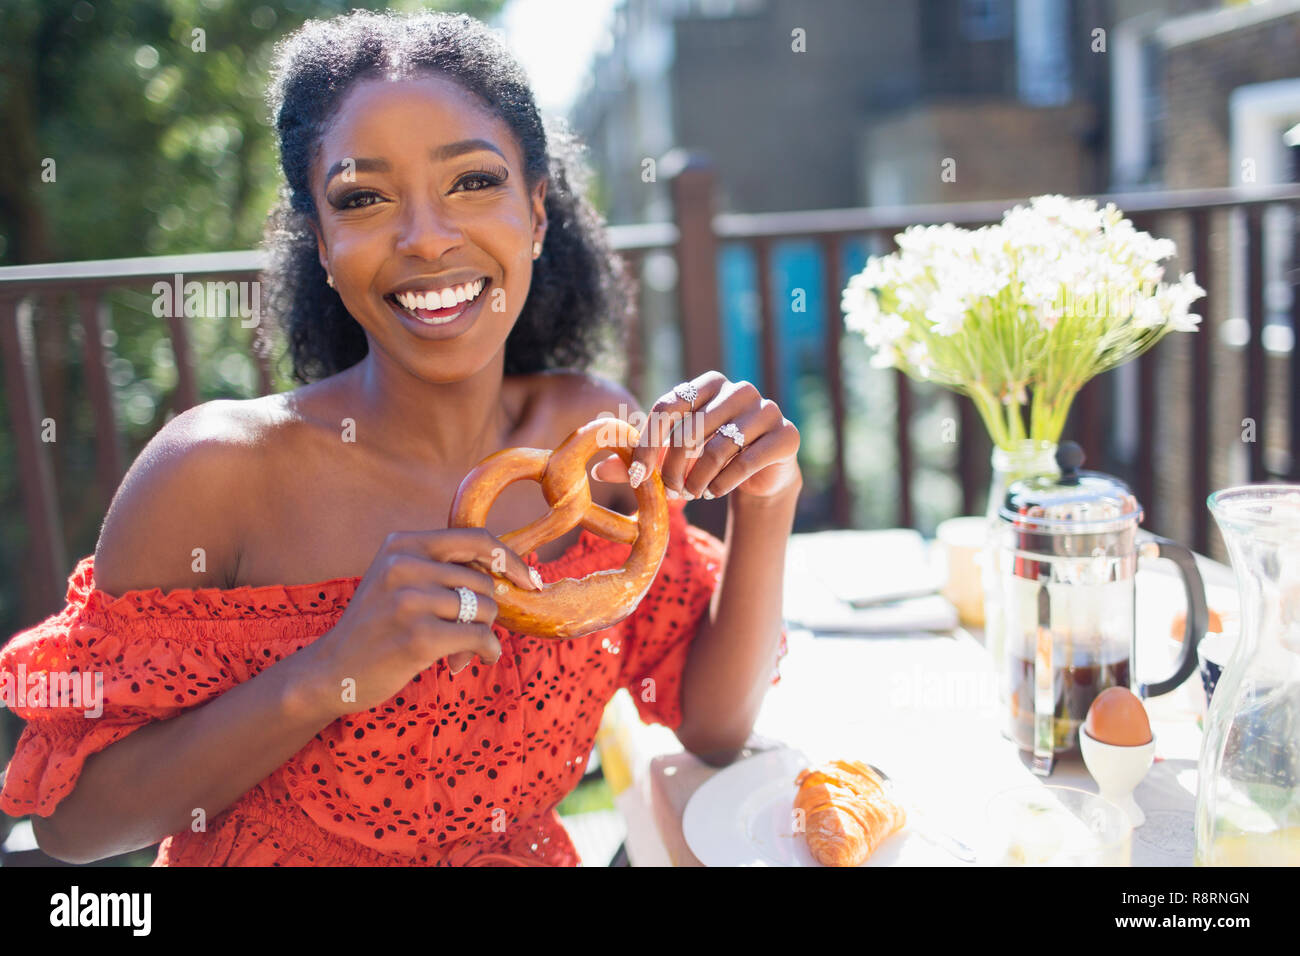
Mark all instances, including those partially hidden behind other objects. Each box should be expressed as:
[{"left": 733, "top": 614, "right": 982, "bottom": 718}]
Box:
[{"left": 793, "top": 759, "right": 907, "bottom": 866}]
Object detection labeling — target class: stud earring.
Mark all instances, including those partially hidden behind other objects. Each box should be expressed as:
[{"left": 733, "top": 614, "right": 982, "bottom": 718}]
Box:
[
  {"left": 532, "top": 241, "right": 542, "bottom": 259},
  {"left": 326, "top": 273, "right": 335, "bottom": 289}
]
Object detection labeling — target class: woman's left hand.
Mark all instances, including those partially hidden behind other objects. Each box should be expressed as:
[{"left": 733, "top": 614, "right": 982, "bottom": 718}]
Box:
[{"left": 591, "top": 372, "right": 802, "bottom": 502}]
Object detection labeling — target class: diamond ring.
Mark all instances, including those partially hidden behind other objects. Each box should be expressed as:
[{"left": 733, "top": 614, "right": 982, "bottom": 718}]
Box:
[
  {"left": 673, "top": 382, "right": 699, "bottom": 408},
  {"left": 717, "top": 422, "right": 745, "bottom": 449},
  {"left": 454, "top": 586, "right": 478, "bottom": 624}
]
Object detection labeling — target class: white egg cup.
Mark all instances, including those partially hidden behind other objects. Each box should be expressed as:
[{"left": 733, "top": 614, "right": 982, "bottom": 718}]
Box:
[{"left": 1079, "top": 729, "right": 1156, "bottom": 828}]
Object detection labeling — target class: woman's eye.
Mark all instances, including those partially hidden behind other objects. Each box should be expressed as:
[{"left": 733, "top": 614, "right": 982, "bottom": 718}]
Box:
[
  {"left": 338, "top": 190, "right": 383, "bottom": 209},
  {"left": 455, "top": 172, "right": 505, "bottom": 192}
]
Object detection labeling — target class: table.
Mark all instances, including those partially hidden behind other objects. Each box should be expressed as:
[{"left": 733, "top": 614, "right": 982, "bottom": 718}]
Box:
[{"left": 591, "top": 533, "right": 1238, "bottom": 867}]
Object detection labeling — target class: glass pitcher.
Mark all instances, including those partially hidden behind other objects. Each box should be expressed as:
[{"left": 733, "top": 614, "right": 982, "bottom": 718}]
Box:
[{"left": 1196, "top": 485, "right": 1300, "bottom": 865}]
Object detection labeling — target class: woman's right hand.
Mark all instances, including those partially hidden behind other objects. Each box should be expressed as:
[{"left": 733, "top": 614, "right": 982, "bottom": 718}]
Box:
[{"left": 305, "top": 528, "right": 540, "bottom": 717}]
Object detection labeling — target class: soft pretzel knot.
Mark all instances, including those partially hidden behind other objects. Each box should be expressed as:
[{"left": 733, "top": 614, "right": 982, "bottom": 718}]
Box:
[{"left": 448, "top": 416, "right": 670, "bottom": 639}]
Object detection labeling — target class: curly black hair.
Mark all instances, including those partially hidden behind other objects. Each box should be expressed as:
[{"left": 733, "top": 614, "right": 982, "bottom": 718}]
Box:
[{"left": 256, "top": 9, "right": 633, "bottom": 385}]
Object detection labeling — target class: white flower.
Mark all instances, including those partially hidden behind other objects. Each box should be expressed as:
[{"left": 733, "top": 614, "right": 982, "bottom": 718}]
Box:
[
  {"left": 1137, "top": 261, "right": 1165, "bottom": 285},
  {"left": 1133, "top": 295, "right": 1165, "bottom": 329},
  {"left": 1146, "top": 236, "right": 1177, "bottom": 262},
  {"left": 841, "top": 275, "right": 881, "bottom": 327},
  {"left": 1099, "top": 203, "right": 1124, "bottom": 231},
  {"left": 867, "top": 312, "right": 910, "bottom": 349},
  {"left": 1166, "top": 274, "right": 1205, "bottom": 332},
  {"left": 894, "top": 280, "right": 931, "bottom": 311},
  {"left": 928, "top": 290, "right": 967, "bottom": 336},
  {"left": 905, "top": 341, "right": 933, "bottom": 379},
  {"left": 896, "top": 223, "right": 967, "bottom": 259},
  {"left": 1176, "top": 272, "right": 1206, "bottom": 305},
  {"left": 1031, "top": 194, "right": 1103, "bottom": 235},
  {"left": 856, "top": 256, "right": 894, "bottom": 290},
  {"left": 1022, "top": 275, "right": 1062, "bottom": 313},
  {"left": 870, "top": 346, "right": 898, "bottom": 369}
]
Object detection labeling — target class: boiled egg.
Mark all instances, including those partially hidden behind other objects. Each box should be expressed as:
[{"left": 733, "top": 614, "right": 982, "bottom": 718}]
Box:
[{"left": 1084, "top": 687, "right": 1152, "bottom": 747}]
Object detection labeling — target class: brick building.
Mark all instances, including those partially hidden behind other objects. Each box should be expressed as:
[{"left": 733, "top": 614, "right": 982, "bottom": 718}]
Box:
[
  {"left": 573, "top": 0, "right": 1125, "bottom": 218},
  {"left": 569, "top": 0, "right": 1297, "bottom": 541}
]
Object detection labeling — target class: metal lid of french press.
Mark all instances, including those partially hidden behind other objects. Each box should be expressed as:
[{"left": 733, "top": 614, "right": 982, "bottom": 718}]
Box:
[{"left": 998, "top": 441, "right": 1143, "bottom": 534}]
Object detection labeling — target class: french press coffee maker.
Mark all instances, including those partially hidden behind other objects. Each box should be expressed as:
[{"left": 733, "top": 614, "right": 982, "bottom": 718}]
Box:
[{"left": 997, "top": 442, "right": 1208, "bottom": 775}]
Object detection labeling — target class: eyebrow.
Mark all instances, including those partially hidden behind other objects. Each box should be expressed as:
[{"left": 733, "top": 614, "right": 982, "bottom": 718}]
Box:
[{"left": 324, "top": 139, "right": 508, "bottom": 186}]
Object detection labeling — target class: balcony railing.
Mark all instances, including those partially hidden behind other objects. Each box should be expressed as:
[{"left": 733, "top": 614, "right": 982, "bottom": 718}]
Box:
[{"left": 3, "top": 162, "right": 1298, "bottom": 626}]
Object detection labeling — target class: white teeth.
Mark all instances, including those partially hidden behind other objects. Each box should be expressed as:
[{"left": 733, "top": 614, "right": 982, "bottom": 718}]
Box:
[{"left": 392, "top": 278, "right": 487, "bottom": 323}]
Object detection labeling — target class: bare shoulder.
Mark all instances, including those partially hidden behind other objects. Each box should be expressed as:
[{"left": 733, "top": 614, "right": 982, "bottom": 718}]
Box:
[
  {"left": 535, "top": 369, "right": 644, "bottom": 428},
  {"left": 92, "top": 397, "right": 279, "bottom": 596},
  {"left": 535, "top": 370, "right": 644, "bottom": 512}
]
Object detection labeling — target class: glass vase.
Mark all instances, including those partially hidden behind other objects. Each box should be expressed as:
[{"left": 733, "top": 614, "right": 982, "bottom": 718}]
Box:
[{"left": 981, "top": 439, "right": 1060, "bottom": 706}]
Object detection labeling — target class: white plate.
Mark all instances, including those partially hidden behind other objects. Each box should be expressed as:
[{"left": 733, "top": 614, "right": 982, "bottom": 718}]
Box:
[{"left": 681, "top": 748, "right": 957, "bottom": 866}]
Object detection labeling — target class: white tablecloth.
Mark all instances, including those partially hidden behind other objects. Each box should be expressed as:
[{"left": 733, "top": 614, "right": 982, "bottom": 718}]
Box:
[{"left": 592, "top": 533, "right": 1237, "bottom": 866}]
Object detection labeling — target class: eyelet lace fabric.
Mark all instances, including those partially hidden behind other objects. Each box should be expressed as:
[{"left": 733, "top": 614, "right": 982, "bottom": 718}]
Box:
[{"left": 0, "top": 500, "right": 787, "bottom": 866}]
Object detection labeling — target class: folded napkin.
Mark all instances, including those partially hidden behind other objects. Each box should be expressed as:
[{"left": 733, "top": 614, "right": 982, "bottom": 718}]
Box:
[
  {"left": 790, "top": 529, "right": 942, "bottom": 605},
  {"left": 784, "top": 594, "right": 959, "bottom": 634},
  {"left": 783, "top": 530, "right": 956, "bottom": 634}
]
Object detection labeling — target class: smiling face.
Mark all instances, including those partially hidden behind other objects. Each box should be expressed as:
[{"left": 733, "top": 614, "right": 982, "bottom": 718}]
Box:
[{"left": 309, "top": 73, "right": 547, "bottom": 381}]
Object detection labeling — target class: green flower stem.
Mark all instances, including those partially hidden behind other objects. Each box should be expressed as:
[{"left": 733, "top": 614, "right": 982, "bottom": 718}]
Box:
[
  {"left": 969, "top": 384, "right": 1010, "bottom": 449},
  {"left": 1029, "top": 382, "right": 1049, "bottom": 441},
  {"left": 1007, "top": 398, "right": 1026, "bottom": 443}
]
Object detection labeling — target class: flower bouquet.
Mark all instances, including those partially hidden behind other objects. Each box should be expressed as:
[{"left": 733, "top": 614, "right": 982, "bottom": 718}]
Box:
[
  {"left": 840, "top": 194, "right": 1204, "bottom": 451},
  {"left": 841, "top": 194, "right": 1204, "bottom": 646}
]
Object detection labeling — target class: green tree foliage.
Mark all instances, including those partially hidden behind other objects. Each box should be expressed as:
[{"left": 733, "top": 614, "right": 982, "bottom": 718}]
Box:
[{"left": 1, "top": 0, "right": 508, "bottom": 263}]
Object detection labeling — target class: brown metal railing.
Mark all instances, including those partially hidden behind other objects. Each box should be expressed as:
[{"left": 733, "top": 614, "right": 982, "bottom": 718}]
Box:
[
  {"left": 703, "top": 176, "right": 1300, "bottom": 548},
  {"left": 3, "top": 168, "right": 1299, "bottom": 626}
]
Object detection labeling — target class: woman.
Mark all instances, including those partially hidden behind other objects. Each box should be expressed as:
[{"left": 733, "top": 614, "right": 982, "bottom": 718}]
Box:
[{"left": 0, "top": 10, "right": 799, "bottom": 866}]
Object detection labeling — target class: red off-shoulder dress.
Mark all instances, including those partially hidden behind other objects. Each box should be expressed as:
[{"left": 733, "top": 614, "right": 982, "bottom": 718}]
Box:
[{"left": 0, "top": 500, "right": 786, "bottom": 866}]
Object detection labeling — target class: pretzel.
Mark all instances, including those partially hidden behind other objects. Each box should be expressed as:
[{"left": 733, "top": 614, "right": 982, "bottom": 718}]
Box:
[{"left": 448, "top": 417, "right": 670, "bottom": 639}]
